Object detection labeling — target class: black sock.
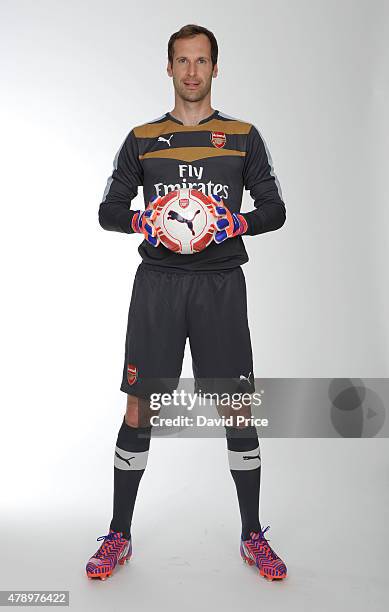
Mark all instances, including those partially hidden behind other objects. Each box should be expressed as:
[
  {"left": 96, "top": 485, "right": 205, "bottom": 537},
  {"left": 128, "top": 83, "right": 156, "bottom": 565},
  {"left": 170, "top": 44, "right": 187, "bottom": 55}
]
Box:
[
  {"left": 225, "top": 426, "right": 261, "bottom": 540},
  {"left": 109, "top": 416, "right": 152, "bottom": 540}
]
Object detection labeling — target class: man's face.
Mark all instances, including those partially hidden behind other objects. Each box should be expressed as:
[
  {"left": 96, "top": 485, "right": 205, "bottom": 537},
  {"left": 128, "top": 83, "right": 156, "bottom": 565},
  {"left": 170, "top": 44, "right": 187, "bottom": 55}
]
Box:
[{"left": 167, "top": 34, "right": 218, "bottom": 103}]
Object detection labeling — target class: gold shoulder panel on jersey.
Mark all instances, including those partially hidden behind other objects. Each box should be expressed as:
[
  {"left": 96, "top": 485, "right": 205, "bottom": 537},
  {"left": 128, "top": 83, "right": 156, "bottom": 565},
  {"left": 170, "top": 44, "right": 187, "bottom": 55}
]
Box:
[
  {"left": 133, "top": 119, "right": 252, "bottom": 139},
  {"left": 139, "top": 147, "right": 246, "bottom": 163}
]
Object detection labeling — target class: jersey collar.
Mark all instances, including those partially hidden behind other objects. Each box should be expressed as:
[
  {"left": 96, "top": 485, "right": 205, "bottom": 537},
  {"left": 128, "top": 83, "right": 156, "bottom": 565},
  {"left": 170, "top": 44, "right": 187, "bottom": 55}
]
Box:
[{"left": 165, "top": 109, "right": 219, "bottom": 126}]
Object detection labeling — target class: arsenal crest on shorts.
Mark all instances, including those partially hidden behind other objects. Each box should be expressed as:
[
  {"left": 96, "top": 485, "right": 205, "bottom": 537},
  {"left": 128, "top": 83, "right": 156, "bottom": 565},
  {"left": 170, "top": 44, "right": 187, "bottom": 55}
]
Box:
[
  {"left": 211, "top": 131, "right": 226, "bottom": 149},
  {"left": 127, "top": 364, "right": 138, "bottom": 385}
]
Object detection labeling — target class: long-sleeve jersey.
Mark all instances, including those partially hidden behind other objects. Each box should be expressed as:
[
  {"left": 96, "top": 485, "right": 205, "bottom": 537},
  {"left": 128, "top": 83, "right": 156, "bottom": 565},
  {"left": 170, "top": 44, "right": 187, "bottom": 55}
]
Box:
[{"left": 99, "top": 109, "right": 286, "bottom": 271}]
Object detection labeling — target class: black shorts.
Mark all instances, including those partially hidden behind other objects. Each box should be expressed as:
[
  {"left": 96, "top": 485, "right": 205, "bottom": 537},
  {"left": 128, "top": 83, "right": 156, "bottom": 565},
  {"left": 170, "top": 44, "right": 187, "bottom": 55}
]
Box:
[{"left": 120, "top": 262, "right": 255, "bottom": 399}]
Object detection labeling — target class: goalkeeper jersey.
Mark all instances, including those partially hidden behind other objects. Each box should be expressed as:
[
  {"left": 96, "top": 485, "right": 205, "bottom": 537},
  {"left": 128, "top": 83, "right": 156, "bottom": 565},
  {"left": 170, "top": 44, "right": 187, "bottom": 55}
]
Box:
[{"left": 99, "top": 109, "right": 286, "bottom": 271}]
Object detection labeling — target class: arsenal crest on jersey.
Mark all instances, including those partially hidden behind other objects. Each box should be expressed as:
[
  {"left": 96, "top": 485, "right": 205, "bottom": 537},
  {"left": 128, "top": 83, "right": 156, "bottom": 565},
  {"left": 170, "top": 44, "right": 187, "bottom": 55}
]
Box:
[
  {"left": 211, "top": 131, "right": 226, "bottom": 149},
  {"left": 127, "top": 364, "right": 138, "bottom": 385},
  {"left": 179, "top": 198, "right": 189, "bottom": 208}
]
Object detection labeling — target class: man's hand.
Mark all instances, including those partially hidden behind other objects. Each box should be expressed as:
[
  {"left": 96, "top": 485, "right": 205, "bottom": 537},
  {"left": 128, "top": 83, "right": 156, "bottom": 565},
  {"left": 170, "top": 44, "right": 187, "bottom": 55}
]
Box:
[
  {"left": 131, "top": 195, "right": 161, "bottom": 247},
  {"left": 211, "top": 194, "right": 248, "bottom": 244}
]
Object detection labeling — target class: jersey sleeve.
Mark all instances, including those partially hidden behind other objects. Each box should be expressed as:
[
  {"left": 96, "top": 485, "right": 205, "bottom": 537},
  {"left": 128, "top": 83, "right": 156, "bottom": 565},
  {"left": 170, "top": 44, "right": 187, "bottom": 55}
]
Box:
[
  {"left": 98, "top": 129, "right": 144, "bottom": 233},
  {"left": 240, "top": 125, "right": 286, "bottom": 236}
]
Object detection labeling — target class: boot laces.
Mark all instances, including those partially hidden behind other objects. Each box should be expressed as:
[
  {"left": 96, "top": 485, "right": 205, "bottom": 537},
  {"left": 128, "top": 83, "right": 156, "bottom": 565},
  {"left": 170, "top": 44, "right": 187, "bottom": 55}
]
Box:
[
  {"left": 95, "top": 532, "right": 122, "bottom": 559},
  {"left": 254, "top": 526, "right": 278, "bottom": 560}
]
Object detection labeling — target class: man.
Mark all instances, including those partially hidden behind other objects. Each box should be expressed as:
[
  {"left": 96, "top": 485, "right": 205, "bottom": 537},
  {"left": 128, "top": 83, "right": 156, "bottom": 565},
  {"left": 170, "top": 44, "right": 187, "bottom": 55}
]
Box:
[{"left": 86, "top": 24, "right": 287, "bottom": 582}]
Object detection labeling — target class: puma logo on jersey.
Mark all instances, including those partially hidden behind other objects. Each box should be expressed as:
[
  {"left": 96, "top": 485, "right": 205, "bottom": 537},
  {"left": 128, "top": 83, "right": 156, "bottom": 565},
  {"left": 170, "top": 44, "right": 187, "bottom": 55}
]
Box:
[
  {"left": 158, "top": 134, "right": 174, "bottom": 147},
  {"left": 243, "top": 454, "right": 260, "bottom": 461}
]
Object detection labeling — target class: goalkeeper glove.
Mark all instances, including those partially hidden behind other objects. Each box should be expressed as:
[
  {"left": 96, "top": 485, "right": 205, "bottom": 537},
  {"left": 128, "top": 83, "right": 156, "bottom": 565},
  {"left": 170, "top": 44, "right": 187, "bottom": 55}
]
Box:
[
  {"left": 131, "top": 195, "right": 161, "bottom": 247},
  {"left": 211, "top": 194, "right": 248, "bottom": 244}
]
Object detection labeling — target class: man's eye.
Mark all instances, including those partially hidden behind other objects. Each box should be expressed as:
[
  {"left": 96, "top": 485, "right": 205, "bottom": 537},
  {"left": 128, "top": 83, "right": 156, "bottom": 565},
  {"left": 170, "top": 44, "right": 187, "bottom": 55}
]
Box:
[{"left": 177, "top": 58, "right": 206, "bottom": 63}]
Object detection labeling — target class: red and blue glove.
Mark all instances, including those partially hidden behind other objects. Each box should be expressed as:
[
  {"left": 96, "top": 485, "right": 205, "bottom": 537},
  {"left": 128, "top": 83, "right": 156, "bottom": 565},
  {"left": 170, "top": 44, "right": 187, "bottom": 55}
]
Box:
[
  {"left": 131, "top": 195, "right": 161, "bottom": 247},
  {"left": 210, "top": 194, "right": 248, "bottom": 244}
]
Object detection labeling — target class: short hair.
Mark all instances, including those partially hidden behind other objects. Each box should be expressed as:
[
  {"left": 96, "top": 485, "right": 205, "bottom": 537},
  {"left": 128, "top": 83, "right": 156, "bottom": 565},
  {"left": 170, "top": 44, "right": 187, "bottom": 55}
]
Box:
[{"left": 168, "top": 24, "right": 218, "bottom": 68}]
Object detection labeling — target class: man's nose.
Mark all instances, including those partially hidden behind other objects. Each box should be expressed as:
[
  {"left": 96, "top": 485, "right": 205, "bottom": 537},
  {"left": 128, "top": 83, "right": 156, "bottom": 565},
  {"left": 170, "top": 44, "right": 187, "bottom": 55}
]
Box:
[{"left": 186, "top": 62, "right": 198, "bottom": 76}]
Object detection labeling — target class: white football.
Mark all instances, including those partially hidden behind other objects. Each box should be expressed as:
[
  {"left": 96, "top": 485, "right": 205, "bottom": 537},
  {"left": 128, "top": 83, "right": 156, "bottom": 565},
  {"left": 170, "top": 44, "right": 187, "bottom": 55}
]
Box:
[{"left": 153, "top": 188, "right": 217, "bottom": 255}]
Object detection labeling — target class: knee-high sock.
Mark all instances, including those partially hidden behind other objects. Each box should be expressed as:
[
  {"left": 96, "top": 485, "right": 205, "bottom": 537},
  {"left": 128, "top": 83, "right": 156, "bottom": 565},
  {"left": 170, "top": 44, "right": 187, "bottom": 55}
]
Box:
[
  {"left": 225, "top": 425, "right": 261, "bottom": 540},
  {"left": 109, "top": 416, "right": 152, "bottom": 539}
]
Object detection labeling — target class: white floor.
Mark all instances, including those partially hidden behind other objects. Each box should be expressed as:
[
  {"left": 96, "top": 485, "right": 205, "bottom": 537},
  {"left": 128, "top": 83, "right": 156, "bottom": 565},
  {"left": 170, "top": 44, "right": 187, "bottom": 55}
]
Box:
[{"left": 2, "top": 438, "right": 388, "bottom": 611}]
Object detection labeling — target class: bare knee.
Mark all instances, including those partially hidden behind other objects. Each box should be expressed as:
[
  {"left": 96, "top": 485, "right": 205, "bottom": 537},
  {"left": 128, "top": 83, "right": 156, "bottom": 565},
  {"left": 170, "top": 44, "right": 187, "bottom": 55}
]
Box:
[{"left": 125, "top": 394, "right": 157, "bottom": 428}]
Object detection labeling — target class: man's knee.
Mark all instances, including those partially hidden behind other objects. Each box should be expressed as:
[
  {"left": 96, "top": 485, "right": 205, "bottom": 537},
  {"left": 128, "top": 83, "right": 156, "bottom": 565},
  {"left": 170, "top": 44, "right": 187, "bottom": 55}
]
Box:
[
  {"left": 125, "top": 394, "right": 158, "bottom": 428},
  {"left": 215, "top": 400, "right": 252, "bottom": 428}
]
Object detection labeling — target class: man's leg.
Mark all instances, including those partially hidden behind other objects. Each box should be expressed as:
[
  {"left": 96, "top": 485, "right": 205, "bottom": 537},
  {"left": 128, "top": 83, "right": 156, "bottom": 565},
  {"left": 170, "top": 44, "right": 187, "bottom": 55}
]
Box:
[
  {"left": 188, "top": 266, "right": 287, "bottom": 580},
  {"left": 216, "top": 399, "right": 262, "bottom": 539},
  {"left": 86, "top": 264, "right": 187, "bottom": 580},
  {"left": 109, "top": 394, "right": 157, "bottom": 538},
  {"left": 111, "top": 265, "right": 187, "bottom": 537},
  {"left": 188, "top": 267, "right": 260, "bottom": 536}
]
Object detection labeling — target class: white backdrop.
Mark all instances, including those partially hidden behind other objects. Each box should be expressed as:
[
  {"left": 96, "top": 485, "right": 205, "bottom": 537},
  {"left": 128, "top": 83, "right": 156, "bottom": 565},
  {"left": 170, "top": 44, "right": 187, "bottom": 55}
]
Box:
[{"left": 1, "top": 1, "right": 388, "bottom": 610}]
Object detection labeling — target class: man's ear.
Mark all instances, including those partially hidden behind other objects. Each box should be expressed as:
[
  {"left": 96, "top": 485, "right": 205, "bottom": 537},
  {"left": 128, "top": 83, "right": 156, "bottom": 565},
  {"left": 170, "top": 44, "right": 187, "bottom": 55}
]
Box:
[
  {"left": 167, "top": 61, "right": 173, "bottom": 77},
  {"left": 212, "top": 63, "right": 218, "bottom": 78}
]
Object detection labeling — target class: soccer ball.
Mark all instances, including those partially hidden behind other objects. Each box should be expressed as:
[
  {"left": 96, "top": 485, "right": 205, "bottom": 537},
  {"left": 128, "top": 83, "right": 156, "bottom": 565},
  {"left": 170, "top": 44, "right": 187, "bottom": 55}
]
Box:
[{"left": 153, "top": 188, "right": 217, "bottom": 255}]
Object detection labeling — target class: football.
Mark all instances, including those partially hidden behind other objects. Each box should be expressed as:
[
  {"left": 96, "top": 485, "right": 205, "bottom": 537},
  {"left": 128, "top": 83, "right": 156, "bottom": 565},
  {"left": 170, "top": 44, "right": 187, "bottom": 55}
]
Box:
[{"left": 153, "top": 188, "right": 217, "bottom": 254}]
